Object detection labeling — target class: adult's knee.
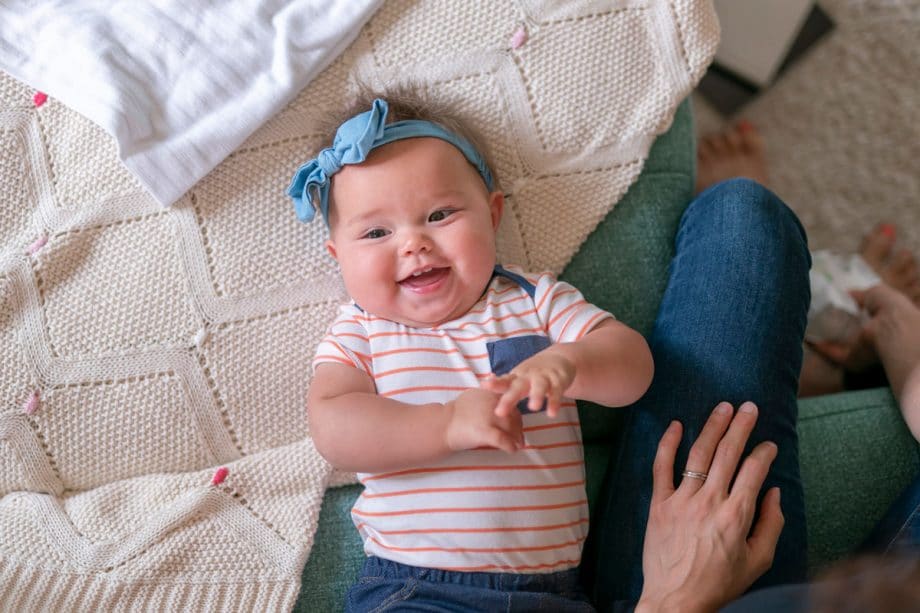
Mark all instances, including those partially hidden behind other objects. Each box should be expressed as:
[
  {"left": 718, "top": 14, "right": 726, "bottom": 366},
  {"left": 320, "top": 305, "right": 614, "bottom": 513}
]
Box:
[
  {"left": 684, "top": 178, "right": 808, "bottom": 258},
  {"left": 679, "top": 178, "right": 811, "bottom": 295}
]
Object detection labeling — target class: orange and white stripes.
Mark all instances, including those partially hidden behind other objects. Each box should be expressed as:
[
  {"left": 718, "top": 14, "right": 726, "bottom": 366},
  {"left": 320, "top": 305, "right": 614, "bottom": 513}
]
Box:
[{"left": 312, "top": 266, "right": 614, "bottom": 573}]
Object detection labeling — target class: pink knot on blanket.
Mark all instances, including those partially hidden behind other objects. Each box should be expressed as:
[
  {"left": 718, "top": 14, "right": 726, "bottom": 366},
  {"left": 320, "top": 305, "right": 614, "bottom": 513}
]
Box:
[
  {"left": 26, "top": 234, "right": 48, "bottom": 255},
  {"left": 23, "top": 390, "right": 40, "bottom": 415},
  {"left": 33, "top": 92, "right": 47, "bottom": 107},
  {"left": 510, "top": 25, "right": 528, "bottom": 49},
  {"left": 211, "top": 466, "right": 229, "bottom": 485}
]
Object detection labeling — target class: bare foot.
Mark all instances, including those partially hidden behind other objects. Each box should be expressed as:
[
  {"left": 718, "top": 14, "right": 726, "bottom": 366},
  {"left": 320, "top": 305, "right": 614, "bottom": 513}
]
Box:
[
  {"left": 799, "top": 346, "right": 845, "bottom": 398},
  {"left": 695, "top": 121, "right": 769, "bottom": 194},
  {"left": 859, "top": 223, "right": 920, "bottom": 305}
]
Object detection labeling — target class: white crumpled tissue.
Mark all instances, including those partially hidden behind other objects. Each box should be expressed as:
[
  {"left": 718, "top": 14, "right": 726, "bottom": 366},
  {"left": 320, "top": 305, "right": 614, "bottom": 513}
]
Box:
[{"left": 806, "top": 250, "right": 881, "bottom": 343}]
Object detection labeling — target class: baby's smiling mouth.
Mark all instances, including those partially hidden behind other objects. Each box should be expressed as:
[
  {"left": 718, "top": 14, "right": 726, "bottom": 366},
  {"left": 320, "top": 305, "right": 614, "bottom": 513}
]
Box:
[{"left": 398, "top": 266, "right": 450, "bottom": 289}]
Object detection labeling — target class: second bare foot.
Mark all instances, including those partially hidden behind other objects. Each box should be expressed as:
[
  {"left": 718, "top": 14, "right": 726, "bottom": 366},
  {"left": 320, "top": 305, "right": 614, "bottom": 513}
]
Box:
[
  {"left": 696, "top": 121, "right": 769, "bottom": 194},
  {"left": 859, "top": 223, "right": 920, "bottom": 305}
]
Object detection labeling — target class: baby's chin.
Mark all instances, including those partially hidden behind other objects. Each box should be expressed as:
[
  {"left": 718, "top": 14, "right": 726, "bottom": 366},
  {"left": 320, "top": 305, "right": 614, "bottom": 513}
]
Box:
[
  {"left": 377, "top": 304, "right": 468, "bottom": 329},
  {"left": 367, "top": 292, "right": 483, "bottom": 329}
]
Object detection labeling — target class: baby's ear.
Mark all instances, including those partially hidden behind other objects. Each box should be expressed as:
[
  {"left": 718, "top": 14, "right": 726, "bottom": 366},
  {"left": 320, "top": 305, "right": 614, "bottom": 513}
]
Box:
[
  {"left": 325, "top": 239, "right": 338, "bottom": 260},
  {"left": 489, "top": 191, "right": 504, "bottom": 230}
]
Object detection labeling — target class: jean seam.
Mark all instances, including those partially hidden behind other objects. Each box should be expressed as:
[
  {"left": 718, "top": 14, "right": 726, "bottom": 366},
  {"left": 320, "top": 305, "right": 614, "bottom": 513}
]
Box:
[
  {"left": 369, "top": 578, "right": 418, "bottom": 613},
  {"left": 884, "top": 504, "right": 920, "bottom": 554}
]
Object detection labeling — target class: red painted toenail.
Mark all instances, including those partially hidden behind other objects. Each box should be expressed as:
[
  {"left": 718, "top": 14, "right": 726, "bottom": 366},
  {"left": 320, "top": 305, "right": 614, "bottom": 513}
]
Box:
[
  {"left": 738, "top": 120, "right": 754, "bottom": 132},
  {"left": 880, "top": 223, "right": 896, "bottom": 239}
]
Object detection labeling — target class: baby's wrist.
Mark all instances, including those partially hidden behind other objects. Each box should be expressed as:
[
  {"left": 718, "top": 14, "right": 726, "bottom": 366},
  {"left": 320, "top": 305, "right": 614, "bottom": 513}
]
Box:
[{"left": 441, "top": 399, "right": 460, "bottom": 452}]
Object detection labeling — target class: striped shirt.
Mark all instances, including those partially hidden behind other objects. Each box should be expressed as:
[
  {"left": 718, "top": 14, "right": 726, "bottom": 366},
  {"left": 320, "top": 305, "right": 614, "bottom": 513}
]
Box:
[{"left": 312, "top": 265, "right": 615, "bottom": 573}]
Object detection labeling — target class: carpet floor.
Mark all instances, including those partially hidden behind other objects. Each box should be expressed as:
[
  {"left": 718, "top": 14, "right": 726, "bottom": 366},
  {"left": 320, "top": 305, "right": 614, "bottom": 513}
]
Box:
[{"left": 694, "top": 0, "right": 920, "bottom": 256}]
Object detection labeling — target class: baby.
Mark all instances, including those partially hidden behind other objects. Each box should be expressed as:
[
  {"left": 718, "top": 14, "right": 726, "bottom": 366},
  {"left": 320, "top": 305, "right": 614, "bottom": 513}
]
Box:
[{"left": 289, "top": 89, "right": 654, "bottom": 610}]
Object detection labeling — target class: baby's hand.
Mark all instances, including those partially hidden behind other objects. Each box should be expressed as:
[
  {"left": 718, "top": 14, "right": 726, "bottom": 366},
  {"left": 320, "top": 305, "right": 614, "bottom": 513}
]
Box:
[
  {"left": 482, "top": 352, "right": 575, "bottom": 418},
  {"left": 444, "top": 388, "right": 524, "bottom": 454}
]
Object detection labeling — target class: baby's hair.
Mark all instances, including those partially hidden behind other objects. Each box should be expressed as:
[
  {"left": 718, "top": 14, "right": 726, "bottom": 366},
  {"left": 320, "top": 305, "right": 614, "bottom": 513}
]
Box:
[{"left": 318, "top": 81, "right": 501, "bottom": 213}]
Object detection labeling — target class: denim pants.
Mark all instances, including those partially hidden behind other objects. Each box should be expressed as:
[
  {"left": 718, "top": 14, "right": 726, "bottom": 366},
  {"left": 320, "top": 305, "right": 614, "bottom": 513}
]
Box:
[
  {"left": 581, "top": 178, "right": 812, "bottom": 609},
  {"left": 347, "top": 178, "right": 812, "bottom": 611}
]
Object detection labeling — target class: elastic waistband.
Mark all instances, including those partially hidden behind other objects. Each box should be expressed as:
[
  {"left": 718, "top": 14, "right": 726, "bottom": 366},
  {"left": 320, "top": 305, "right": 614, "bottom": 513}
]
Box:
[{"left": 360, "top": 556, "right": 584, "bottom": 594}]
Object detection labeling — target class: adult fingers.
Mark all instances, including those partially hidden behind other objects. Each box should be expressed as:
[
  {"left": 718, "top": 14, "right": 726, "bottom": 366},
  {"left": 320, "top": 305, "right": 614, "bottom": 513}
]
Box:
[
  {"left": 859, "top": 283, "right": 901, "bottom": 315},
  {"left": 850, "top": 288, "right": 867, "bottom": 308},
  {"left": 808, "top": 339, "right": 853, "bottom": 365},
  {"left": 679, "top": 402, "right": 734, "bottom": 493},
  {"left": 651, "top": 421, "right": 682, "bottom": 503},
  {"left": 746, "top": 487, "right": 784, "bottom": 579},
  {"left": 727, "top": 439, "right": 778, "bottom": 526},
  {"left": 704, "top": 402, "right": 759, "bottom": 493}
]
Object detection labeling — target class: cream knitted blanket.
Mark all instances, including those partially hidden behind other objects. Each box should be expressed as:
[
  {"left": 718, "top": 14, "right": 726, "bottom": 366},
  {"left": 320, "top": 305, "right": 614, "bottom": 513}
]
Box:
[{"left": 0, "top": 1, "right": 717, "bottom": 610}]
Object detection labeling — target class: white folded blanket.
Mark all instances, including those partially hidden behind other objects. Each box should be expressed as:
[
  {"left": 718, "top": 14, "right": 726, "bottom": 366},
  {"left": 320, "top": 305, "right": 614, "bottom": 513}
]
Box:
[{"left": 0, "top": 0, "right": 382, "bottom": 206}]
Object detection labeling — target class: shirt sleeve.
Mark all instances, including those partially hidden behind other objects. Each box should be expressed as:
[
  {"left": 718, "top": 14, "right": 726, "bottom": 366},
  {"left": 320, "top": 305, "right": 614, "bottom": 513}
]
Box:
[
  {"left": 311, "top": 305, "right": 372, "bottom": 376},
  {"left": 534, "top": 274, "right": 615, "bottom": 344}
]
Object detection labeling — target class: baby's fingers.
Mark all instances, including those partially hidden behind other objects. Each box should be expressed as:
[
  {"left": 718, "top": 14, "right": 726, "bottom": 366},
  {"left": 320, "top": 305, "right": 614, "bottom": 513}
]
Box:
[
  {"left": 485, "top": 424, "right": 522, "bottom": 453},
  {"left": 494, "top": 377, "right": 530, "bottom": 417},
  {"left": 527, "top": 377, "right": 549, "bottom": 412},
  {"left": 481, "top": 375, "right": 512, "bottom": 394}
]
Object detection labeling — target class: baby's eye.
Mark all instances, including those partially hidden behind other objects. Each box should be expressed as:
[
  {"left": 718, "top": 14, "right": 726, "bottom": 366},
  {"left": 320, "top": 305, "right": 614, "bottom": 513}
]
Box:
[
  {"left": 361, "top": 228, "right": 389, "bottom": 239},
  {"left": 428, "top": 209, "right": 455, "bottom": 222}
]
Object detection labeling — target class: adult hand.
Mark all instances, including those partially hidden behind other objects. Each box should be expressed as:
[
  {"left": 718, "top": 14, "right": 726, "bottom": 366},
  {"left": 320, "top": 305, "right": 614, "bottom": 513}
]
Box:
[
  {"left": 444, "top": 388, "right": 524, "bottom": 454},
  {"left": 852, "top": 284, "right": 920, "bottom": 363},
  {"left": 635, "top": 402, "right": 784, "bottom": 613},
  {"left": 809, "top": 282, "right": 919, "bottom": 374},
  {"left": 808, "top": 322, "right": 877, "bottom": 375}
]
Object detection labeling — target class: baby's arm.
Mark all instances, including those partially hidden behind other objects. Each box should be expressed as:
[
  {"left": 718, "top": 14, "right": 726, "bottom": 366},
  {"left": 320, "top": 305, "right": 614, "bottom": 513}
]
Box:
[
  {"left": 308, "top": 362, "right": 524, "bottom": 473},
  {"left": 487, "top": 319, "right": 654, "bottom": 416},
  {"left": 546, "top": 318, "right": 653, "bottom": 405}
]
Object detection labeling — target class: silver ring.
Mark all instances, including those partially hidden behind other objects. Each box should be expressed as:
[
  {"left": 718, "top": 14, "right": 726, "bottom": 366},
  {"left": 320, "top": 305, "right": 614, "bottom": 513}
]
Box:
[{"left": 681, "top": 470, "right": 708, "bottom": 482}]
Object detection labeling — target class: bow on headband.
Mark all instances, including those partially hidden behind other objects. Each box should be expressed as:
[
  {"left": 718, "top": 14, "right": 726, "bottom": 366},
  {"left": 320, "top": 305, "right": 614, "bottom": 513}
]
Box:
[{"left": 287, "top": 98, "right": 495, "bottom": 226}]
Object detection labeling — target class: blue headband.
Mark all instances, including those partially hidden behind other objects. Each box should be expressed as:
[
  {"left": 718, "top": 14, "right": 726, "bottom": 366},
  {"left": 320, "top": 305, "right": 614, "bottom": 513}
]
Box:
[{"left": 287, "top": 98, "right": 495, "bottom": 225}]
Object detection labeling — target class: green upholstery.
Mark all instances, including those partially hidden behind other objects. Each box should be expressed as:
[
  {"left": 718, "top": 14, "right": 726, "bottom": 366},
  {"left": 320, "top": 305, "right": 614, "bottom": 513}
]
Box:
[
  {"left": 294, "top": 100, "right": 919, "bottom": 611},
  {"left": 799, "top": 388, "right": 920, "bottom": 574}
]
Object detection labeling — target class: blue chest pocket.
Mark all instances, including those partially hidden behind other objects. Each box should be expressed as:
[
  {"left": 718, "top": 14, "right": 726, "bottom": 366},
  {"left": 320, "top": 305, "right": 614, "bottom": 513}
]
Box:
[{"left": 487, "top": 334, "right": 552, "bottom": 414}]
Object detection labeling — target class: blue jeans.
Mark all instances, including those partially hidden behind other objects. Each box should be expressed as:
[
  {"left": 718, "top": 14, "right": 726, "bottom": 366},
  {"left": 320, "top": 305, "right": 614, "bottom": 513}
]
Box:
[
  {"left": 581, "top": 178, "right": 812, "bottom": 609},
  {"left": 860, "top": 472, "right": 920, "bottom": 555},
  {"left": 346, "top": 556, "right": 594, "bottom": 612}
]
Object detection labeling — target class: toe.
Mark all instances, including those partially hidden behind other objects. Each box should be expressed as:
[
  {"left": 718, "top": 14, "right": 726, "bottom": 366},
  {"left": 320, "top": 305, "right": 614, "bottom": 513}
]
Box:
[
  {"left": 876, "top": 247, "right": 920, "bottom": 295},
  {"left": 710, "top": 134, "right": 730, "bottom": 156},
  {"left": 859, "top": 223, "right": 896, "bottom": 271},
  {"left": 892, "top": 247, "right": 916, "bottom": 271},
  {"left": 698, "top": 135, "right": 716, "bottom": 159},
  {"left": 738, "top": 120, "right": 765, "bottom": 155},
  {"left": 725, "top": 125, "right": 744, "bottom": 152},
  {"left": 909, "top": 281, "right": 920, "bottom": 306}
]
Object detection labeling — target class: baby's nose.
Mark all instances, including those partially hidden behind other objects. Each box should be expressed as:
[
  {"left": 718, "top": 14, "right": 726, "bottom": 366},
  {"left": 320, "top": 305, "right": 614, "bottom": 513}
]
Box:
[{"left": 401, "top": 230, "right": 433, "bottom": 255}]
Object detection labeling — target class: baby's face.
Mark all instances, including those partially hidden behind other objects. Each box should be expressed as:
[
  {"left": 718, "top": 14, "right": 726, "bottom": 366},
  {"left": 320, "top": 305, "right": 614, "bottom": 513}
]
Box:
[{"left": 325, "top": 137, "right": 503, "bottom": 328}]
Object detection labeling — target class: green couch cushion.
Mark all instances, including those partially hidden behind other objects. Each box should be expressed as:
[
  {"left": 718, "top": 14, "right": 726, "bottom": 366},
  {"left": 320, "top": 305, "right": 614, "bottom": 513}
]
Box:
[{"left": 799, "top": 387, "right": 920, "bottom": 575}]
